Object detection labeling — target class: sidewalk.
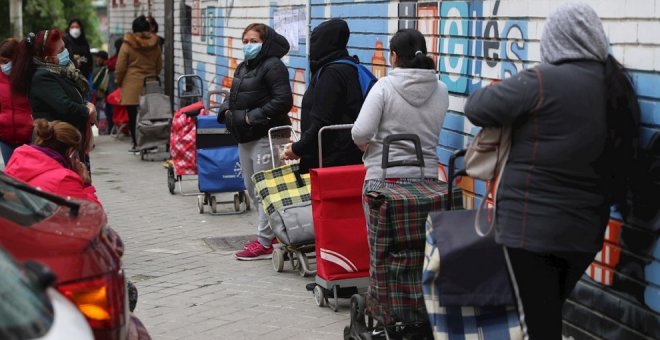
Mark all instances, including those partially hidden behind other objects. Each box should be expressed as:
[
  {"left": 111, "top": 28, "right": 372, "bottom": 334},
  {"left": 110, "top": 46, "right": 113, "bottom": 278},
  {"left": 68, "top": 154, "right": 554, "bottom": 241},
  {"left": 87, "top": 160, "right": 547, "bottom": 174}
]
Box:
[{"left": 89, "top": 135, "right": 350, "bottom": 339}]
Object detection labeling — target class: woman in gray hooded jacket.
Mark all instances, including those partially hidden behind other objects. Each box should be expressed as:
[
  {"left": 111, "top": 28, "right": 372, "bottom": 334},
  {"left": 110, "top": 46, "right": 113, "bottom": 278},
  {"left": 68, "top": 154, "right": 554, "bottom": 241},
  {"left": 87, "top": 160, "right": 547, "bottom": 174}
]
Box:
[
  {"left": 464, "top": 2, "right": 641, "bottom": 338},
  {"left": 352, "top": 29, "right": 448, "bottom": 192}
]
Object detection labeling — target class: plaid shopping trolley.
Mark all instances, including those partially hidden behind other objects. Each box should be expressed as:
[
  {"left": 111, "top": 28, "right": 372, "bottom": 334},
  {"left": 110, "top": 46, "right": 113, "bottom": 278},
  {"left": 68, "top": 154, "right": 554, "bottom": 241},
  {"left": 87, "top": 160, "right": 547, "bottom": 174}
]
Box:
[{"left": 252, "top": 126, "right": 316, "bottom": 276}]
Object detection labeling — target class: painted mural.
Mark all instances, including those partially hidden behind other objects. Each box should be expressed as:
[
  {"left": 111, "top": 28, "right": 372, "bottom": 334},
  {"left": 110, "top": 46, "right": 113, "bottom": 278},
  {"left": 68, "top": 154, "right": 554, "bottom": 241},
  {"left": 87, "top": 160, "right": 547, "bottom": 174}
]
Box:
[{"left": 107, "top": 1, "right": 659, "bottom": 338}]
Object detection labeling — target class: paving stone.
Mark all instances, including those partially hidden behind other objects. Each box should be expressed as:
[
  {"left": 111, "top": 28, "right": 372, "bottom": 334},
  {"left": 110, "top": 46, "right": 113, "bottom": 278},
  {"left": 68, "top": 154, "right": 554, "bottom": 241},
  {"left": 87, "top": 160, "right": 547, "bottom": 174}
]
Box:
[{"left": 87, "top": 136, "right": 352, "bottom": 339}]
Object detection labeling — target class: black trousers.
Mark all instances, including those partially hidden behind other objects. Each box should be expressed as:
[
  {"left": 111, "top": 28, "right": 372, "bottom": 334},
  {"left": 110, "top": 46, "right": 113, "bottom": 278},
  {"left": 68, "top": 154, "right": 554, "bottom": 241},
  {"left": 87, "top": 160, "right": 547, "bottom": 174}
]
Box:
[
  {"left": 504, "top": 246, "right": 596, "bottom": 340},
  {"left": 127, "top": 105, "right": 138, "bottom": 147}
]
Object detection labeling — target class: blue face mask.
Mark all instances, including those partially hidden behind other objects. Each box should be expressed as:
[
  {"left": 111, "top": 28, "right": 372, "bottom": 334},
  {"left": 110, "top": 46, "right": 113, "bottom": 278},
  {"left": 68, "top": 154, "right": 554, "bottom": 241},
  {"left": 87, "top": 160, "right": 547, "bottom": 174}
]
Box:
[
  {"left": 243, "top": 43, "right": 262, "bottom": 61},
  {"left": 1, "top": 62, "right": 11, "bottom": 75},
  {"left": 57, "top": 49, "right": 70, "bottom": 66}
]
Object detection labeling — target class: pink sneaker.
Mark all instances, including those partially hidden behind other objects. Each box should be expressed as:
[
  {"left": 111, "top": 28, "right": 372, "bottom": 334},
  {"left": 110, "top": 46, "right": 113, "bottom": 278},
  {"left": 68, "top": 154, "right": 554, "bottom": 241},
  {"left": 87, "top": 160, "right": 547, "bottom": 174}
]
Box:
[
  {"left": 234, "top": 241, "right": 273, "bottom": 260},
  {"left": 243, "top": 239, "right": 278, "bottom": 249},
  {"left": 243, "top": 239, "right": 259, "bottom": 249}
]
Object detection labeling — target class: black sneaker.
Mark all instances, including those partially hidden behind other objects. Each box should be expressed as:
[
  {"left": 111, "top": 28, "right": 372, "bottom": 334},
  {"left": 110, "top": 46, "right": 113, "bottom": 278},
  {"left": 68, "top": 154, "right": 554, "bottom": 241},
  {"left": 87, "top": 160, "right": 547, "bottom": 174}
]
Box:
[{"left": 128, "top": 146, "right": 139, "bottom": 153}]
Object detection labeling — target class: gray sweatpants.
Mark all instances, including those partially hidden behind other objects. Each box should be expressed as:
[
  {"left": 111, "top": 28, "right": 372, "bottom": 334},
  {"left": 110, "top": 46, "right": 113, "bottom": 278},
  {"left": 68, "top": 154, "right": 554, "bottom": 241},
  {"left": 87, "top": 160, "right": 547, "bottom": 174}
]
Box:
[{"left": 239, "top": 135, "right": 288, "bottom": 247}]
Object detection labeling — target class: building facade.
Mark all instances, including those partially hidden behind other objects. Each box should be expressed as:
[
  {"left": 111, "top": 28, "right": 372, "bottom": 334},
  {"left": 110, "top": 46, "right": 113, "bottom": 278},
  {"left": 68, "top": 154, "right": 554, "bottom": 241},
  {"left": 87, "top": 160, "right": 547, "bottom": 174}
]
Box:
[{"left": 108, "top": 1, "right": 660, "bottom": 338}]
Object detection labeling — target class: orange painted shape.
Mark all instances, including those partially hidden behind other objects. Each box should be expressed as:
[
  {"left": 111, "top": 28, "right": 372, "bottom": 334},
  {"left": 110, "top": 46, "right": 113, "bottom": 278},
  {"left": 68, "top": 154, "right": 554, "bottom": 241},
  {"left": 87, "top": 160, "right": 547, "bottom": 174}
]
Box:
[{"left": 371, "top": 41, "right": 386, "bottom": 79}]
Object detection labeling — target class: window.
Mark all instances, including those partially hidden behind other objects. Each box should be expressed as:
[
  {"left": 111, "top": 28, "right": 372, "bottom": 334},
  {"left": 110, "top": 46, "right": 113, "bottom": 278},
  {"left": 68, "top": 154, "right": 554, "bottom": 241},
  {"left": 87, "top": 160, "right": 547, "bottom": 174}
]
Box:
[
  {"left": 0, "top": 175, "right": 58, "bottom": 226},
  {"left": 0, "top": 250, "right": 53, "bottom": 338}
]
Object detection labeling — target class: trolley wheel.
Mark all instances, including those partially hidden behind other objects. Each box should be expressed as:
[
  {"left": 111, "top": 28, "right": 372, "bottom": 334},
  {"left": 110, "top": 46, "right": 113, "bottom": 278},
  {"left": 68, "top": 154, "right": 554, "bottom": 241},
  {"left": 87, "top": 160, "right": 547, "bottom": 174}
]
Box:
[
  {"left": 167, "top": 167, "right": 176, "bottom": 194},
  {"left": 272, "top": 248, "right": 285, "bottom": 272},
  {"left": 344, "top": 294, "right": 369, "bottom": 340},
  {"left": 209, "top": 195, "right": 217, "bottom": 213},
  {"left": 140, "top": 150, "right": 145, "bottom": 161},
  {"left": 233, "top": 193, "right": 240, "bottom": 211},
  {"left": 197, "top": 195, "right": 205, "bottom": 214},
  {"left": 297, "top": 251, "right": 309, "bottom": 277},
  {"left": 351, "top": 294, "right": 366, "bottom": 324},
  {"left": 289, "top": 251, "right": 299, "bottom": 271},
  {"left": 313, "top": 285, "right": 326, "bottom": 307},
  {"left": 240, "top": 191, "right": 251, "bottom": 210}
]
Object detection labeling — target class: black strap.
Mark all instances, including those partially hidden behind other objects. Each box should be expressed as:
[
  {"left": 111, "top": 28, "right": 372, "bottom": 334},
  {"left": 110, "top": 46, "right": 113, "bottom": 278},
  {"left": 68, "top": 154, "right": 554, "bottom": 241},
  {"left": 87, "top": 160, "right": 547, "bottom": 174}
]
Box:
[{"left": 294, "top": 170, "right": 305, "bottom": 188}]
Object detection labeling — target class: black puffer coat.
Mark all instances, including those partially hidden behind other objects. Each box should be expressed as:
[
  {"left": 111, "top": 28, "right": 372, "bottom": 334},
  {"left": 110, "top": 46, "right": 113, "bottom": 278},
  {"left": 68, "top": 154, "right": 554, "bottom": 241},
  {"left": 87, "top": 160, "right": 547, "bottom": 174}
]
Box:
[
  {"left": 291, "top": 19, "right": 364, "bottom": 173},
  {"left": 218, "top": 26, "right": 292, "bottom": 143},
  {"left": 63, "top": 34, "right": 93, "bottom": 79}
]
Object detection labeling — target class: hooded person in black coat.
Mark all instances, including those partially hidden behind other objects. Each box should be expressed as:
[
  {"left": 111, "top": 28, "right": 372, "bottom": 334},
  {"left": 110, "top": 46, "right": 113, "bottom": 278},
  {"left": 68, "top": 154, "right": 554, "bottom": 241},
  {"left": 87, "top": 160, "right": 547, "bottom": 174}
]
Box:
[
  {"left": 219, "top": 24, "right": 292, "bottom": 143},
  {"left": 219, "top": 23, "right": 293, "bottom": 260},
  {"left": 281, "top": 19, "right": 364, "bottom": 173},
  {"left": 63, "top": 19, "right": 93, "bottom": 79}
]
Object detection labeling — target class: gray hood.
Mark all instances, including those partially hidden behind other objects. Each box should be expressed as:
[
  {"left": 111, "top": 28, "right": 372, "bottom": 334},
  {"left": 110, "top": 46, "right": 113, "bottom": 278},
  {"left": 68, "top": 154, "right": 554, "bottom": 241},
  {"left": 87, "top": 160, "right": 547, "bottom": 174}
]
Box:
[
  {"left": 388, "top": 68, "right": 440, "bottom": 107},
  {"left": 540, "top": 1, "right": 608, "bottom": 64}
]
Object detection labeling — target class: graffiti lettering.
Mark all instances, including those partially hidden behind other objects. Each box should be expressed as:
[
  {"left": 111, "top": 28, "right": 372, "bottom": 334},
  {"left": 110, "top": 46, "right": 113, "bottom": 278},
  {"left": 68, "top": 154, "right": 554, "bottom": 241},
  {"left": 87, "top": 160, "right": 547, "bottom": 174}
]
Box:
[
  {"left": 439, "top": 2, "right": 469, "bottom": 92},
  {"left": 501, "top": 22, "right": 526, "bottom": 78},
  {"left": 483, "top": 21, "right": 499, "bottom": 67},
  {"left": 439, "top": 1, "right": 528, "bottom": 94}
]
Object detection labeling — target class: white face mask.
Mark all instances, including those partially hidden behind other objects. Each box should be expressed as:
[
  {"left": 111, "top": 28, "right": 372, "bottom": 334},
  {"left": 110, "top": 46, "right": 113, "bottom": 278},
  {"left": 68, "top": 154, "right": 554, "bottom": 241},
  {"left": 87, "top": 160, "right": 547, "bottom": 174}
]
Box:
[
  {"left": 1, "top": 62, "right": 11, "bottom": 76},
  {"left": 70, "top": 28, "right": 81, "bottom": 39}
]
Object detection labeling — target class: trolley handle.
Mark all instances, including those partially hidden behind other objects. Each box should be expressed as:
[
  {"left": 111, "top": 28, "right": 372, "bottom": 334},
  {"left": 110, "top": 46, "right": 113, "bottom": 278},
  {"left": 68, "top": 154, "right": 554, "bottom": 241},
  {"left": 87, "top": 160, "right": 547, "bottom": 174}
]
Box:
[
  {"left": 176, "top": 74, "right": 204, "bottom": 100},
  {"left": 206, "top": 90, "right": 229, "bottom": 114},
  {"left": 143, "top": 75, "right": 161, "bottom": 87},
  {"left": 268, "top": 126, "right": 300, "bottom": 168},
  {"left": 447, "top": 148, "right": 467, "bottom": 210},
  {"left": 317, "top": 124, "right": 354, "bottom": 168},
  {"left": 381, "top": 134, "right": 425, "bottom": 179}
]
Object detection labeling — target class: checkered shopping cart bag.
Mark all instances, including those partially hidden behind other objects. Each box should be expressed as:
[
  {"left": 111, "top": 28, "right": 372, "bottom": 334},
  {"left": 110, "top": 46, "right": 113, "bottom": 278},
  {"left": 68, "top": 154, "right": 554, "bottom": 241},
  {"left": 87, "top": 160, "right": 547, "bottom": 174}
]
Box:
[
  {"left": 252, "top": 163, "right": 314, "bottom": 246},
  {"left": 422, "top": 212, "right": 523, "bottom": 339}
]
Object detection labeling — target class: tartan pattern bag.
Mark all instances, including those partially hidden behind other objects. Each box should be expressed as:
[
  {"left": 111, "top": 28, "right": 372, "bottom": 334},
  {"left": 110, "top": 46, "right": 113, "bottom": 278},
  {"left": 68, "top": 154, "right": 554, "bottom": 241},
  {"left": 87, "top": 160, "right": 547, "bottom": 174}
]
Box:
[
  {"left": 365, "top": 180, "right": 462, "bottom": 326},
  {"left": 252, "top": 163, "right": 311, "bottom": 216},
  {"left": 169, "top": 102, "right": 205, "bottom": 176}
]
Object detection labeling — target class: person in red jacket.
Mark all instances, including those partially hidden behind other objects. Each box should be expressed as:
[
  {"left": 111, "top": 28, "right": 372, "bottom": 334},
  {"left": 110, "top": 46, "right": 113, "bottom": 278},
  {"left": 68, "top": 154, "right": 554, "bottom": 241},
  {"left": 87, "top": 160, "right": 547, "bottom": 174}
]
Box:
[
  {"left": 4, "top": 119, "right": 102, "bottom": 207},
  {"left": 0, "top": 38, "right": 33, "bottom": 164}
]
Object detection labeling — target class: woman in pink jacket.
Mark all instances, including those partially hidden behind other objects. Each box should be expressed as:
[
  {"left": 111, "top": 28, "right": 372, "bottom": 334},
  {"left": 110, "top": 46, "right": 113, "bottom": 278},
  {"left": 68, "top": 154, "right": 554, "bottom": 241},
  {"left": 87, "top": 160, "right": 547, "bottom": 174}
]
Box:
[
  {"left": 4, "top": 119, "right": 101, "bottom": 207},
  {"left": 0, "top": 38, "right": 33, "bottom": 164}
]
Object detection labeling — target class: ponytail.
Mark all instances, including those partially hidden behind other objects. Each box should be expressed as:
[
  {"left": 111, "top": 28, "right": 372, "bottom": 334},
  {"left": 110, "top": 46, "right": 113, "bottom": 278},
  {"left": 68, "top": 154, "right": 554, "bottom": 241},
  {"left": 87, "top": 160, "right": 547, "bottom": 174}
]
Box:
[
  {"left": 390, "top": 29, "right": 436, "bottom": 70},
  {"left": 33, "top": 119, "right": 82, "bottom": 157},
  {"left": 410, "top": 51, "right": 436, "bottom": 70},
  {"left": 603, "top": 54, "right": 641, "bottom": 218},
  {"left": 9, "top": 29, "right": 62, "bottom": 96},
  {"left": 9, "top": 33, "right": 37, "bottom": 95}
]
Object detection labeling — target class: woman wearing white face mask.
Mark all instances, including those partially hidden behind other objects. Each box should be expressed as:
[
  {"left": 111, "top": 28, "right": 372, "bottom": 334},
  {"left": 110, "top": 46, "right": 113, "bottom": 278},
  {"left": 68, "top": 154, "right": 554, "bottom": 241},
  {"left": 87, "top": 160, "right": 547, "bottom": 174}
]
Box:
[
  {"left": 9, "top": 29, "right": 97, "bottom": 169},
  {"left": 217, "top": 23, "right": 293, "bottom": 260},
  {"left": 63, "top": 19, "right": 93, "bottom": 81},
  {"left": 0, "top": 38, "right": 33, "bottom": 164}
]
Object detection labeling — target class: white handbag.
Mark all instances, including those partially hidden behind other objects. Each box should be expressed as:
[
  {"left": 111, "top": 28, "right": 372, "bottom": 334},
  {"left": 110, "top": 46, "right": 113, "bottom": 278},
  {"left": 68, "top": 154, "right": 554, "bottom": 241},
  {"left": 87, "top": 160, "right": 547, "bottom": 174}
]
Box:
[{"left": 464, "top": 126, "right": 511, "bottom": 236}]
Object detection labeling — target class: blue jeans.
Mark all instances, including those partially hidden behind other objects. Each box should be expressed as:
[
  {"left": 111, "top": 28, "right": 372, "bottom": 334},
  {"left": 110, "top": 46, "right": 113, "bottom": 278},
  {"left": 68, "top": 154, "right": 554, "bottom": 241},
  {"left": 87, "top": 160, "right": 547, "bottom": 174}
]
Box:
[{"left": 0, "top": 141, "right": 16, "bottom": 165}]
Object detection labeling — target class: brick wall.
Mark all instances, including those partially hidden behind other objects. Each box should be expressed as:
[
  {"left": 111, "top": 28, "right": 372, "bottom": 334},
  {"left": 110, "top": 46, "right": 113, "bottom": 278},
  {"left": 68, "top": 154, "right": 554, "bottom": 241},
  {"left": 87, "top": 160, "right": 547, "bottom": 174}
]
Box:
[{"left": 108, "top": 1, "right": 660, "bottom": 338}]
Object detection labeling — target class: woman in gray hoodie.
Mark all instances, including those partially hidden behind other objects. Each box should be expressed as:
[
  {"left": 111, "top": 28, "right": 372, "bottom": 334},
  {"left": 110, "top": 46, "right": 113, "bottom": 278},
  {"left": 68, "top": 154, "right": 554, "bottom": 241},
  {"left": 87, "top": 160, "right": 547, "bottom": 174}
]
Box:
[{"left": 352, "top": 29, "right": 448, "bottom": 194}]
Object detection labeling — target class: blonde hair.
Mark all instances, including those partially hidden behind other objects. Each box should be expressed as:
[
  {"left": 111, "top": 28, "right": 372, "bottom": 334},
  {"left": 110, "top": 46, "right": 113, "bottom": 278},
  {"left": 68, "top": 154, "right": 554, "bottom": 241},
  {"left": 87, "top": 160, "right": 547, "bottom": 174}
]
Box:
[{"left": 33, "top": 119, "right": 81, "bottom": 155}]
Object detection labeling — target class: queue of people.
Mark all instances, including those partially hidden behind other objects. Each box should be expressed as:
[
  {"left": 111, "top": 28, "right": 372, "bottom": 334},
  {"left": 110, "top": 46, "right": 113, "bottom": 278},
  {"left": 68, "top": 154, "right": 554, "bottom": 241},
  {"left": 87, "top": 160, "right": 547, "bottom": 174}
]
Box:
[
  {"left": 0, "top": 3, "right": 644, "bottom": 338},
  {"left": 0, "top": 14, "right": 163, "bottom": 204},
  {"left": 228, "top": 4, "right": 640, "bottom": 339}
]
